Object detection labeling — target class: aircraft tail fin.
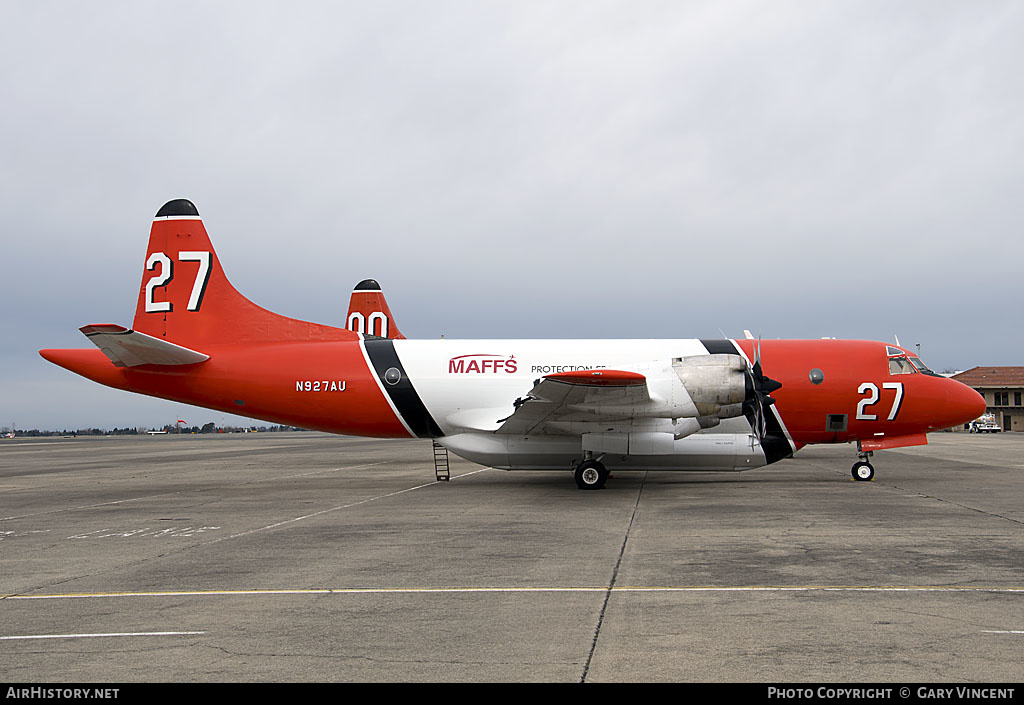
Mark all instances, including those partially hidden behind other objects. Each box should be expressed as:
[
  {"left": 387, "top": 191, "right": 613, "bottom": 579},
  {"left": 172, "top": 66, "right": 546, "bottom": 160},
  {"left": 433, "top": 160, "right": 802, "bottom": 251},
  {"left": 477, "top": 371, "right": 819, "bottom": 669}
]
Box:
[
  {"left": 345, "top": 279, "right": 405, "bottom": 339},
  {"left": 132, "top": 199, "right": 355, "bottom": 346}
]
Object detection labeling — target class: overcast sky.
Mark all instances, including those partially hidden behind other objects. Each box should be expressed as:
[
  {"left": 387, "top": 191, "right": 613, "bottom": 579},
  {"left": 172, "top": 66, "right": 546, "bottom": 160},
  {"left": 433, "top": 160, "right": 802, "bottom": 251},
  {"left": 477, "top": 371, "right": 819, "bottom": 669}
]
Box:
[{"left": 2, "top": 1, "right": 1022, "bottom": 430}]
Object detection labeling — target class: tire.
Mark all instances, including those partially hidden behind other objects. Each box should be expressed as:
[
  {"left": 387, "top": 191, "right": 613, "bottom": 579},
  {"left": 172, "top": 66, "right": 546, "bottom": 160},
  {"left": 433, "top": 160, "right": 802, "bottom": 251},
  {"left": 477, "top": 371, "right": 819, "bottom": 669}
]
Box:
[
  {"left": 852, "top": 461, "right": 875, "bottom": 482},
  {"left": 574, "top": 460, "right": 608, "bottom": 490}
]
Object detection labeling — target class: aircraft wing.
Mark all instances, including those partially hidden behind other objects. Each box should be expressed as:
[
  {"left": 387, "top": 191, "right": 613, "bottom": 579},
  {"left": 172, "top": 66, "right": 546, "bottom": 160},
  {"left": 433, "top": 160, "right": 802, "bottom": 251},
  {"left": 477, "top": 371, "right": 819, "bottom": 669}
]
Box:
[
  {"left": 80, "top": 324, "right": 210, "bottom": 367},
  {"left": 496, "top": 369, "right": 650, "bottom": 435}
]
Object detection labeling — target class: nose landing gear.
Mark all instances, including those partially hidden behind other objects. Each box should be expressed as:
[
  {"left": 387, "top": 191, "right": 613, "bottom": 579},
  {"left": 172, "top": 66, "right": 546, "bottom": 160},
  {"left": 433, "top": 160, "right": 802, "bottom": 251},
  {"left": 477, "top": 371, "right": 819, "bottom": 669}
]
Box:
[{"left": 851, "top": 443, "right": 874, "bottom": 481}]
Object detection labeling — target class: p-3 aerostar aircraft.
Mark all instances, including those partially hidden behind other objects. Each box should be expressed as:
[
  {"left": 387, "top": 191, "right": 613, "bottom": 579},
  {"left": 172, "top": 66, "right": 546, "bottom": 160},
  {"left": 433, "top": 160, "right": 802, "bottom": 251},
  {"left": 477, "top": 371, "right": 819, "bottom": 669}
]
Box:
[{"left": 41, "top": 200, "right": 985, "bottom": 489}]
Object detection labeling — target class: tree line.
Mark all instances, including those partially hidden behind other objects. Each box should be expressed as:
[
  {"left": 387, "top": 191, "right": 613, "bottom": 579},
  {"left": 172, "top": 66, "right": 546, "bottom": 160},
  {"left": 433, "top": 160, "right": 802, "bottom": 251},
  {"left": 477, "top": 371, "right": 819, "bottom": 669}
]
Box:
[{"left": 3, "top": 425, "right": 310, "bottom": 437}]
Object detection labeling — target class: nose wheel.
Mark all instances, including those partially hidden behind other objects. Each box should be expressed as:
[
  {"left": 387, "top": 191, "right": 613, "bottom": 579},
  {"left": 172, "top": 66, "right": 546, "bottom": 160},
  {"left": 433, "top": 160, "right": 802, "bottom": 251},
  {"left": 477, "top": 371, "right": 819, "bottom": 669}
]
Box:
[
  {"left": 851, "top": 461, "right": 875, "bottom": 481},
  {"left": 574, "top": 459, "right": 609, "bottom": 490},
  {"left": 851, "top": 444, "right": 875, "bottom": 481}
]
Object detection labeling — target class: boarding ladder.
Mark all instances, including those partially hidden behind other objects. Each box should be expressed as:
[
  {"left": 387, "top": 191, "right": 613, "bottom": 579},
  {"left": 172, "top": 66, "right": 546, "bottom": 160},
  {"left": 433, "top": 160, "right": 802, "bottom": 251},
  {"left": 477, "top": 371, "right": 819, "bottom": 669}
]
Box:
[{"left": 432, "top": 441, "right": 450, "bottom": 482}]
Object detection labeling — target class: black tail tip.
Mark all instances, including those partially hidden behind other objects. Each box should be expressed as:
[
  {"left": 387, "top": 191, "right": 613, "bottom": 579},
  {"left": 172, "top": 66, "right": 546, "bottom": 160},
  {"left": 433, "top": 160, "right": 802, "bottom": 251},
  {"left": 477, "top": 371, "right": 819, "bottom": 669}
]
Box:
[
  {"left": 156, "top": 199, "right": 200, "bottom": 217},
  {"left": 354, "top": 279, "right": 382, "bottom": 291}
]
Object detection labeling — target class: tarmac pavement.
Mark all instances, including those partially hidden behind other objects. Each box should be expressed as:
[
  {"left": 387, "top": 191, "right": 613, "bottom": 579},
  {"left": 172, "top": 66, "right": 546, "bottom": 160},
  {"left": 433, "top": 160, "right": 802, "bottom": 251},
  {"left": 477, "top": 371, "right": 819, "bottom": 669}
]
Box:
[{"left": 0, "top": 431, "right": 1021, "bottom": 682}]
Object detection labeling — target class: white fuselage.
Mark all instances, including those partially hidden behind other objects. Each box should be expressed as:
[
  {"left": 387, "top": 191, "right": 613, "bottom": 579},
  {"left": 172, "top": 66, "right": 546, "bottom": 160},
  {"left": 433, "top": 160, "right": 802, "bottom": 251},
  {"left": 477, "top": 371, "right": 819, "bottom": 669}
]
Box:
[{"left": 388, "top": 339, "right": 788, "bottom": 472}]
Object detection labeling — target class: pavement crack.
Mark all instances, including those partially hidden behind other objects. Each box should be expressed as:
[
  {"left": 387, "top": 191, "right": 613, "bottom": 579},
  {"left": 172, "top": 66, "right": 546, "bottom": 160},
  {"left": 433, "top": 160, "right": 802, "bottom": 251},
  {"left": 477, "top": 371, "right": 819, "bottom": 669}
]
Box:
[
  {"left": 887, "top": 483, "right": 1024, "bottom": 527},
  {"left": 580, "top": 472, "right": 646, "bottom": 683}
]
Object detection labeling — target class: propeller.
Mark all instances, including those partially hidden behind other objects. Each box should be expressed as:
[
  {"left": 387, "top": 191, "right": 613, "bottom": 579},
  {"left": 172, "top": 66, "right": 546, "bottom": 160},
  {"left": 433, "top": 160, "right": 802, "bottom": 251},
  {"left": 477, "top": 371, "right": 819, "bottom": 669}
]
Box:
[{"left": 743, "top": 336, "right": 783, "bottom": 442}]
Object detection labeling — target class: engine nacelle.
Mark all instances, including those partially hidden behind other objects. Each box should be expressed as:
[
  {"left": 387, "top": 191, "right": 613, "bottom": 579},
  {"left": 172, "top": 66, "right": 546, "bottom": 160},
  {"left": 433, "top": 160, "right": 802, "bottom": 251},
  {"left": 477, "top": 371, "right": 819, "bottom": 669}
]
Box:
[
  {"left": 555, "top": 354, "right": 757, "bottom": 426},
  {"left": 672, "top": 354, "right": 747, "bottom": 418}
]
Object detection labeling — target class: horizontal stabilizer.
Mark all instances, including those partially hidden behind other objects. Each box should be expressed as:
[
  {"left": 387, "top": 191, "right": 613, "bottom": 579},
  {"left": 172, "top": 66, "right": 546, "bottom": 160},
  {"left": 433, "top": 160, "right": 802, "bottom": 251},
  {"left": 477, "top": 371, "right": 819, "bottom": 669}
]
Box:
[{"left": 80, "top": 324, "right": 209, "bottom": 367}]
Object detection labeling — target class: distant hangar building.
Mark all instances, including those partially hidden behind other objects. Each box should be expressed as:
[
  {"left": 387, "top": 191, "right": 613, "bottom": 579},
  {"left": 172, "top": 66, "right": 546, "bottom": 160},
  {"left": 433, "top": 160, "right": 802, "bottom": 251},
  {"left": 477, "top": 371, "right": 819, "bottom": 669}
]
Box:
[{"left": 952, "top": 367, "right": 1024, "bottom": 432}]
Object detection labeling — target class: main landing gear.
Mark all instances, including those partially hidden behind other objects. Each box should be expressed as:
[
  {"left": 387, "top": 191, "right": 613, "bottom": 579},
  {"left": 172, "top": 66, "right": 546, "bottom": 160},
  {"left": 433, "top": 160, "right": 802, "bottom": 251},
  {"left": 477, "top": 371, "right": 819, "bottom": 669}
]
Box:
[
  {"left": 574, "top": 458, "right": 609, "bottom": 490},
  {"left": 851, "top": 444, "right": 875, "bottom": 481}
]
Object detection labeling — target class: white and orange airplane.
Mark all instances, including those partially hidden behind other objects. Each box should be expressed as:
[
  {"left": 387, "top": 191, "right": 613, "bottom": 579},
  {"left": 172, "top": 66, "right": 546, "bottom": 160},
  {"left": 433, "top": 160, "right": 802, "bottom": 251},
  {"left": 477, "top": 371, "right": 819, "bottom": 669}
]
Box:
[{"left": 41, "top": 200, "right": 985, "bottom": 489}]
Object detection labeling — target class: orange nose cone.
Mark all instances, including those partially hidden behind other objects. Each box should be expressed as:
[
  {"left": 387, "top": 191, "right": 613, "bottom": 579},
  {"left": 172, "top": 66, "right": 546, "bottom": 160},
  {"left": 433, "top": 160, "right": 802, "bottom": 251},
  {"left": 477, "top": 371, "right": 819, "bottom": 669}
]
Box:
[{"left": 946, "top": 379, "right": 987, "bottom": 426}]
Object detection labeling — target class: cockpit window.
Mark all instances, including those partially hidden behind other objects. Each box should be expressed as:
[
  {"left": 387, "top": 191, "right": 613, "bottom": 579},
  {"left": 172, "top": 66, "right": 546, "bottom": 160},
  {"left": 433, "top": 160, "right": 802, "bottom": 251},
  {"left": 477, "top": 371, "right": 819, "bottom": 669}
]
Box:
[
  {"left": 908, "top": 356, "right": 939, "bottom": 376},
  {"left": 889, "top": 356, "right": 916, "bottom": 375},
  {"left": 886, "top": 346, "right": 940, "bottom": 376}
]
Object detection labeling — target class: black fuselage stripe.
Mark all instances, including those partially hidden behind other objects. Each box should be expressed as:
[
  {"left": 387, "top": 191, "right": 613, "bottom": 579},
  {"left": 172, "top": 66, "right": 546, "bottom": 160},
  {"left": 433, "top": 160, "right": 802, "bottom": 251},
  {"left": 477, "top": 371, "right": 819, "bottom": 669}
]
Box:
[
  {"left": 701, "top": 338, "right": 794, "bottom": 465},
  {"left": 364, "top": 339, "right": 444, "bottom": 438},
  {"left": 699, "top": 338, "right": 739, "bottom": 356}
]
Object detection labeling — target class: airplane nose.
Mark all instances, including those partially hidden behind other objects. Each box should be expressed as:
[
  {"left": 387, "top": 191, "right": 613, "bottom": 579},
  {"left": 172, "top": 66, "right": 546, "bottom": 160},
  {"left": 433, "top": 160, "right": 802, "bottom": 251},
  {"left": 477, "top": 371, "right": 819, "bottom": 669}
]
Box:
[{"left": 946, "top": 379, "right": 987, "bottom": 426}]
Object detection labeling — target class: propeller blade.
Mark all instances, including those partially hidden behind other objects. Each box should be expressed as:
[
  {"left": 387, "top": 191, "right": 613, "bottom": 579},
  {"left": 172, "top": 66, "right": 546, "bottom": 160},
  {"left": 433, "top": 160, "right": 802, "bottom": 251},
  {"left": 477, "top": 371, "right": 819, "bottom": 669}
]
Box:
[{"left": 743, "top": 337, "right": 782, "bottom": 442}]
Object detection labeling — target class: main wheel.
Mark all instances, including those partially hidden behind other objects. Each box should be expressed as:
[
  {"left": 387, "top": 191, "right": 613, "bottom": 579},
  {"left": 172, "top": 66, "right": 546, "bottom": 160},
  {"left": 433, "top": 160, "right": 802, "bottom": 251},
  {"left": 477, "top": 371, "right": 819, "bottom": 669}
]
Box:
[
  {"left": 574, "top": 460, "right": 608, "bottom": 490},
  {"left": 851, "top": 461, "right": 875, "bottom": 481}
]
